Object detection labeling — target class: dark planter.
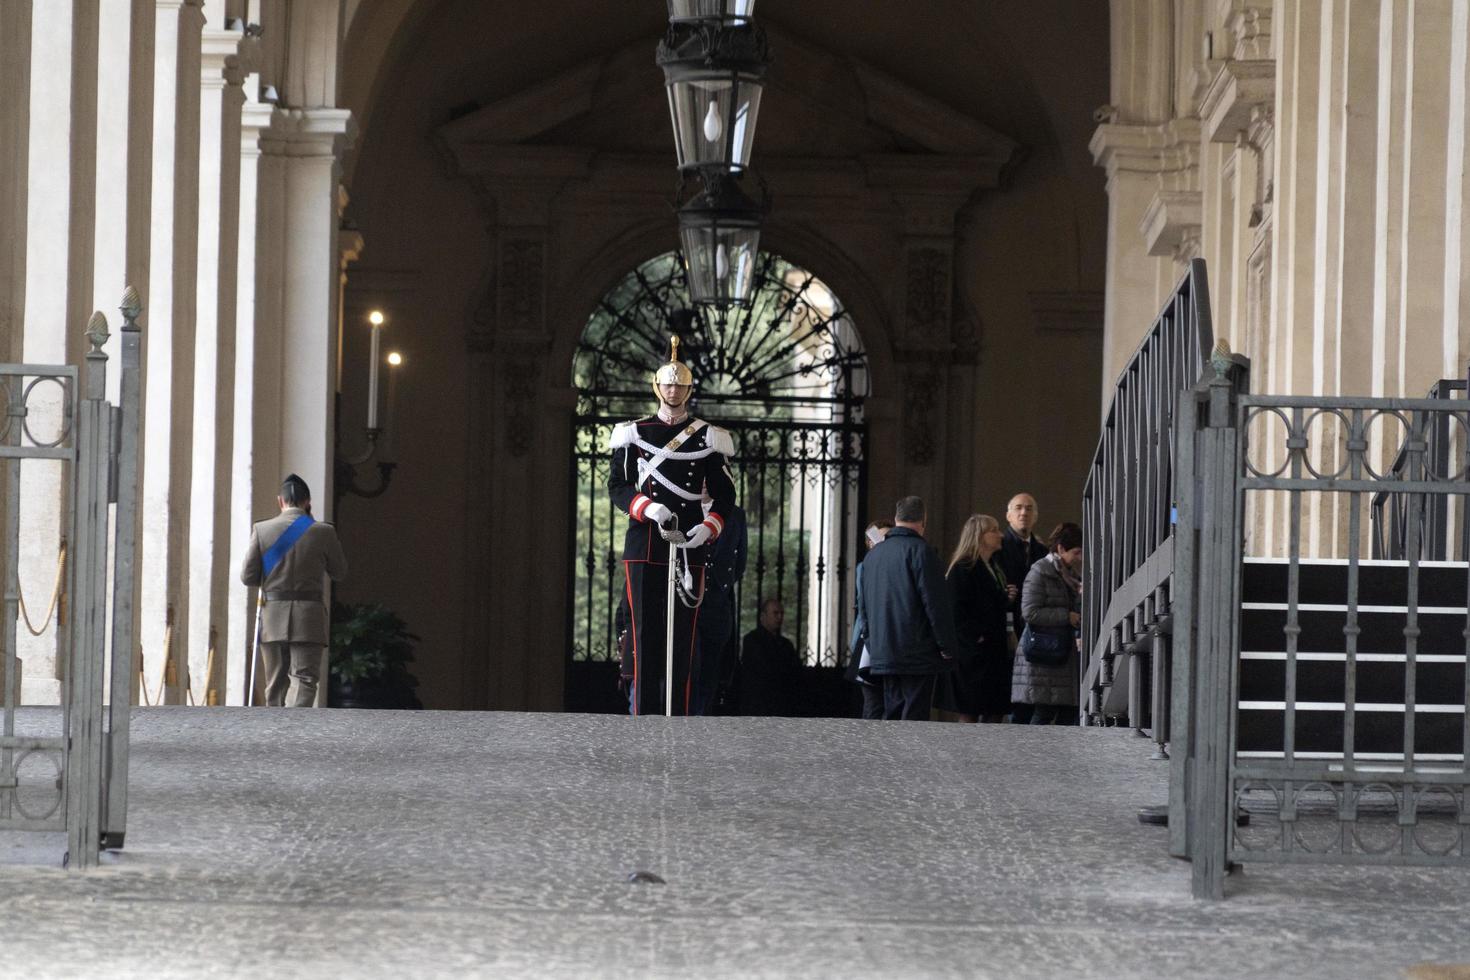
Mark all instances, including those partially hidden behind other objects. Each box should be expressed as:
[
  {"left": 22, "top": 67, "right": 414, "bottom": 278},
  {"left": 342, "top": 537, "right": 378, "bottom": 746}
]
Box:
[{"left": 329, "top": 675, "right": 422, "bottom": 709}]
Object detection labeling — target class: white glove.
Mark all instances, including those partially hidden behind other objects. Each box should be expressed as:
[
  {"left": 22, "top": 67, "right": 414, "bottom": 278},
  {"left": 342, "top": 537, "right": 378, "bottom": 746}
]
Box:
[
  {"left": 678, "top": 523, "right": 713, "bottom": 549},
  {"left": 643, "top": 502, "right": 673, "bottom": 528}
]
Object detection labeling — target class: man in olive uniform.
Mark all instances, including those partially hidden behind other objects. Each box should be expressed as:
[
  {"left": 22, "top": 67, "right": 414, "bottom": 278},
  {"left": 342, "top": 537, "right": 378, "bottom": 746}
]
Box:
[
  {"left": 609, "top": 336, "right": 738, "bottom": 716},
  {"left": 241, "top": 474, "right": 348, "bottom": 707}
]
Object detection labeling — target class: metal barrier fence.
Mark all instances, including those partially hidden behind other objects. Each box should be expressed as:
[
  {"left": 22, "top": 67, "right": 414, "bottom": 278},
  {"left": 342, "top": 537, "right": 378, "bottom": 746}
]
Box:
[
  {"left": 1081, "top": 258, "right": 1215, "bottom": 733},
  {"left": 0, "top": 290, "right": 141, "bottom": 867},
  {"left": 1173, "top": 355, "right": 1470, "bottom": 898}
]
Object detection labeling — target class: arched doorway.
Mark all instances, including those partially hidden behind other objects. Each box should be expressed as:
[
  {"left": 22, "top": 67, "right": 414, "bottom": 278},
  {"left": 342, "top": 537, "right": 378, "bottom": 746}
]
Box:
[{"left": 566, "top": 249, "right": 869, "bottom": 712}]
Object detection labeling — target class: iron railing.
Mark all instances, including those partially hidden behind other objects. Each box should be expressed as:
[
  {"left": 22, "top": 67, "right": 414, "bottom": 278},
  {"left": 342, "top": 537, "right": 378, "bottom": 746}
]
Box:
[
  {"left": 1370, "top": 370, "right": 1470, "bottom": 561},
  {"left": 1174, "top": 354, "right": 1470, "bottom": 898},
  {"left": 1081, "top": 258, "right": 1214, "bottom": 731}
]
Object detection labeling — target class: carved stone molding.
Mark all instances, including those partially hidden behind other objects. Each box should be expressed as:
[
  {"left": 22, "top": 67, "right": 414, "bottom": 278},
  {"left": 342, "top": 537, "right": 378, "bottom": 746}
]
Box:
[
  {"left": 1089, "top": 118, "right": 1202, "bottom": 189},
  {"left": 498, "top": 239, "right": 545, "bottom": 335},
  {"left": 900, "top": 364, "right": 942, "bottom": 466},
  {"left": 496, "top": 333, "right": 551, "bottom": 458},
  {"left": 1141, "top": 189, "right": 1203, "bottom": 260},
  {"left": 1199, "top": 59, "right": 1275, "bottom": 144},
  {"left": 1225, "top": 0, "right": 1274, "bottom": 61},
  {"left": 904, "top": 247, "right": 951, "bottom": 340}
]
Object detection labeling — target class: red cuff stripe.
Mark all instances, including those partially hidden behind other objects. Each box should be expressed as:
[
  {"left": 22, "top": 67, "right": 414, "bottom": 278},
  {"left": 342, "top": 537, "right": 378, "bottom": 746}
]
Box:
[
  {"left": 631, "top": 494, "right": 651, "bottom": 521},
  {"left": 701, "top": 517, "right": 722, "bottom": 541}
]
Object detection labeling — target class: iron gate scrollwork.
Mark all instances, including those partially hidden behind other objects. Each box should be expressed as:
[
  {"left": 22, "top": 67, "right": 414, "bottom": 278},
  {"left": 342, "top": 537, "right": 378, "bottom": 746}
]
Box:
[{"left": 568, "top": 250, "right": 868, "bottom": 712}]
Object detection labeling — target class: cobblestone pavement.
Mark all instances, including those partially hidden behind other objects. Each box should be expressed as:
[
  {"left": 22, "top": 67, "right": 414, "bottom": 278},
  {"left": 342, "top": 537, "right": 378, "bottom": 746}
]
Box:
[{"left": 2, "top": 708, "right": 1468, "bottom": 979}]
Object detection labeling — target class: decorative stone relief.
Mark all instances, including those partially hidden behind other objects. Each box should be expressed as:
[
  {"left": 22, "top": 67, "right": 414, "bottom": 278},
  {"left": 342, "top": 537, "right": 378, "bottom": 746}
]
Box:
[
  {"left": 901, "top": 365, "right": 941, "bottom": 466},
  {"left": 904, "top": 247, "right": 950, "bottom": 338},
  {"left": 499, "top": 239, "right": 545, "bottom": 334},
  {"left": 500, "top": 341, "right": 545, "bottom": 458}
]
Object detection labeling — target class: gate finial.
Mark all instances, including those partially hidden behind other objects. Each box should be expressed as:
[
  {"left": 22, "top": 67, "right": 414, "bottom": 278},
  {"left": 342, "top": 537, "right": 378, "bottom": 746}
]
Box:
[
  {"left": 85, "top": 312, "right": 110, "bottom": 355},
  {"left": 1210, "top": 338, "right": 1233, "bottom": 380},
  {"left": 120, "top": 286, "right": 142, "bottom": 331}
]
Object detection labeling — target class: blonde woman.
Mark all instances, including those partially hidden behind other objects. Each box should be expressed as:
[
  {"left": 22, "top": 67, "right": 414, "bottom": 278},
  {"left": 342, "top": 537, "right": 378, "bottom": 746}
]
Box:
[{"left": 937, "top": 514, "right": 1013, "bottom": 723}]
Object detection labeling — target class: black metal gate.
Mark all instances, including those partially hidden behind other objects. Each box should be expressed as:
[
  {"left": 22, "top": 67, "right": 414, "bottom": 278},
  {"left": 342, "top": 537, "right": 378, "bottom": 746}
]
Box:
[{"left": 566, "top": 250, "right": 868, "bottom": 713}]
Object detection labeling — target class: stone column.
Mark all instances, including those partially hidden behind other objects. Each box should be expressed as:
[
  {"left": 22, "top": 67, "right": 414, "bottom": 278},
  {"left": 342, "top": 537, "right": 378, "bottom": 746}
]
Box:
[
  {"left": 0, "top": 2, "right": 29, "bottom": 365},
  {"left": 1448, "top": 0, "right": 1470, "bottom": 377},
  {"left": 223, "top": 87, "right": 275, "bottom": 706},
  {"left": 92, "top": 0, "right": 134, "bottom": 401},
  {"left": 1394, "top": 0, "right": 1455, "bottom": 395},
  {"left": 864, "top": 158, "right": 992, "bottom": 548},
  {"left": 1091, "top": 119, "right": 1200, "bottom": 385},
  {"left": 0, "top": 5, "right": 29, "bottom": 703},
  {"left": 462, "top": 172, "right": 566, "bottom": 711},
  {"left": 138, "top": 0, "right": 204, "bottom": 705},
  {"left": 1092, "top": 0, "right": 1185, "bottom": 388},
  {"left": 185, "top": 6, "right": 247, "bottom": 706},
  {"left": 274, "top": 108, "right": 351, "bottom": 516},
  {"left": 17, "top": 0, "right": 78, "bottom": 703}
]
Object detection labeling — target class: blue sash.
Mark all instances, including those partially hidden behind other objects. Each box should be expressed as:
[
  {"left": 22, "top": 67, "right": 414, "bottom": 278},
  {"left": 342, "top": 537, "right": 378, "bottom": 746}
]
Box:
[{"left": 261, "top": 514, "right": 315, "bottom": 579}]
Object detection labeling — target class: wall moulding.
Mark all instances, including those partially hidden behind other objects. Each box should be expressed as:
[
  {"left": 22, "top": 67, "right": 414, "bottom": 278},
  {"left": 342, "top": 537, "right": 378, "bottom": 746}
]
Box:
[
  {"left": 1141, "top": 189, "right": 1203, "bottom": 259},
  {"left": 1199, "top": 59, "right": 1275, "bottom": 144},
  {"left": 1089, "top": 118, "right": 1202, "bottom": 187}
]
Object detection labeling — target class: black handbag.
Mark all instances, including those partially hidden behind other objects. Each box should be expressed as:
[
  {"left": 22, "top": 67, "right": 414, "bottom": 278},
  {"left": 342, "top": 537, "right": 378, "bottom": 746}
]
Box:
[{"left": 1019, "top": 624, "right": 1072, "bottom": 667}]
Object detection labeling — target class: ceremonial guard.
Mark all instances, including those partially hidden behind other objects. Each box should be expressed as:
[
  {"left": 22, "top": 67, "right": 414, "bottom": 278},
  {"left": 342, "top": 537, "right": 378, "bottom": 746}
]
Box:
[
  {"left": 609, "top": 337, "right": 738, "bottom": 716},
  {"left": 241, "top": 474, "right": 347, "bottom": 707}
]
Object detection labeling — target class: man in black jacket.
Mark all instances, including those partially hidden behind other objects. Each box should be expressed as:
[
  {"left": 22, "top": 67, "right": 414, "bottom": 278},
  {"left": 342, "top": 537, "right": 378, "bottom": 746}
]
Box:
[
  {"left": 856, "top": 496, "right": 960, "bottom": 720},
  {"left": 999, "top": 492, "right": 1046, "bottom": 639}
]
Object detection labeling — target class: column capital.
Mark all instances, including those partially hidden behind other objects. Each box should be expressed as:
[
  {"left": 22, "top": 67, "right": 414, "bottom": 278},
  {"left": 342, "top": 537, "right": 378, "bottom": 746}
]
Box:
[{"left": 262, "top": 108, "right": 355, "bottom": 159}]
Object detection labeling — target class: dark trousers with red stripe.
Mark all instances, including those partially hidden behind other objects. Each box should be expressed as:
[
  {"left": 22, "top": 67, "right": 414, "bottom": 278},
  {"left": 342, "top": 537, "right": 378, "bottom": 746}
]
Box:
[{"left": 623, "top": 559, "right": 705, "bottom": 716}]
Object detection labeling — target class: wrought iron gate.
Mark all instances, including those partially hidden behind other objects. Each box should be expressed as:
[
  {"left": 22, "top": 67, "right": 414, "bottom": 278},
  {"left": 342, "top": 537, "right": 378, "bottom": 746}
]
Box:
[
  {"left": 1174, "top": 354, "right": 1470, "bottom": 898},
  {"left": 1, "top": 291, "right": 141, "bottom": 867},
  {"left": 567, "top": 250, "right": 868, "bottom": 712}
]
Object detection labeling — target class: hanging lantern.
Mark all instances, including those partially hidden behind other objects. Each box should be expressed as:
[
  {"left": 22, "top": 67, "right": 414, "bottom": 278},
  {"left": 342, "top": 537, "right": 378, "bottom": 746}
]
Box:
[
  {"left": 656, "top": 20, "right": 769, "bottom": 173},
  {"left": 666, "top": 0, "right": 756, "bottom": 24},
  {"left": 677, "top": 171, "right": 768, "bottom": 308}
]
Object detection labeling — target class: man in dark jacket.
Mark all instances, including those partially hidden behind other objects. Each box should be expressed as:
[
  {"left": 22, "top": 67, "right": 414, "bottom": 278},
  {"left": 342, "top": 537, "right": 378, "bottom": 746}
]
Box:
[
  {"left": 736, "top": 598, "right": 803, "bottom": 716},
  {"left": 692, "top": 500, "right": 747, "bottom": 715},
  {"left": 999, "top": 492, "right": 1046, "bottom": 640},
  {"left": 857, "top": 496, "right": 960, "bottom": 720}
]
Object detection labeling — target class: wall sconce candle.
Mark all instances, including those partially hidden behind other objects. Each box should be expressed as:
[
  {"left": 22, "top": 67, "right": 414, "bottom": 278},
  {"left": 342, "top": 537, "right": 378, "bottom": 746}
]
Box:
[{"left": 367, "top": 310, "right": 385, "bottom": 429}]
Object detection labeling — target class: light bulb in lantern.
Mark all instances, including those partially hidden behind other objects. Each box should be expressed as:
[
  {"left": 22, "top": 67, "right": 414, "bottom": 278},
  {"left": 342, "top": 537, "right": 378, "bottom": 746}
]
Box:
[
  {"left": 703, "top": 101, "right": 723, "bottom": 143},
  {"left": 368, "top": 310, "right": 385, "bottom": 326},
  {"left": 715, "top": 243, "right": 730, "bottom": 280},
  {"left": 387, "top": 351, "right": 403, "bottom": 366}
]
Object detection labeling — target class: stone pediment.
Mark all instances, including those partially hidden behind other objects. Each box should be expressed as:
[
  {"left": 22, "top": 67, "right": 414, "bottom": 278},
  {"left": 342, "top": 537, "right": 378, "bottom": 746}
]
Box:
[{"left": 437, "top": 25, "right": 1019, "bottom": 188}]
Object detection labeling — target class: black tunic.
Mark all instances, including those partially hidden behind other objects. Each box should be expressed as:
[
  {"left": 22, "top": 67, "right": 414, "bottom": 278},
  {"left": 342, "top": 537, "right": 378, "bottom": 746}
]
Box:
[{"left": 607, "top": 414, "right": 738, "bottom": 715}]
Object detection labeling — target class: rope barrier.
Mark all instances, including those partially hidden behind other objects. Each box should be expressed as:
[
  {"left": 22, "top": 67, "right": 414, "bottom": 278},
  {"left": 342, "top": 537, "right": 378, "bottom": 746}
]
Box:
[
  {"left": 16, "top": 537, "right": 67, "bottom": 637},
  {"left": 140, "top": 609, "right": 174, "bottom": 707},
  {"left": 187, "top": 627, "right": 218, "bottom": 707}
]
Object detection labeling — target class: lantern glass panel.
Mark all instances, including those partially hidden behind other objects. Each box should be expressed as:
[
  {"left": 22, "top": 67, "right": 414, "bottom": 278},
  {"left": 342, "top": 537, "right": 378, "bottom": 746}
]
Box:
[
  {"left": 666, "top": 74, "right": 762, "bottom": 171},
  {"left": 668, "top": 0, "right": 755, "bottom": 23},
  {"left": 680, "top": 224, "right": 760, "bottom": 306}
]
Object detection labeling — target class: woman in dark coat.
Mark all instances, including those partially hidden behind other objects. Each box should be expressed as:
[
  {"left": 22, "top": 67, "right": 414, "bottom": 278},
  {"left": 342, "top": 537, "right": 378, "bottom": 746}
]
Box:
[
  {"left": 938, "top": 514, "right": 1013, "bottom": 722},
  {"left": 1012, "top": 522, "right": 1083, "bottom": 724}
]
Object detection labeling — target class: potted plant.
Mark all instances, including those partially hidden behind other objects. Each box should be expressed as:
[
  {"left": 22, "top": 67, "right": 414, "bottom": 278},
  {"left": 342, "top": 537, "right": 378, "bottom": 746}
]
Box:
[{"left": 329, "top": 602, "right": 422, "bottom": 709}]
